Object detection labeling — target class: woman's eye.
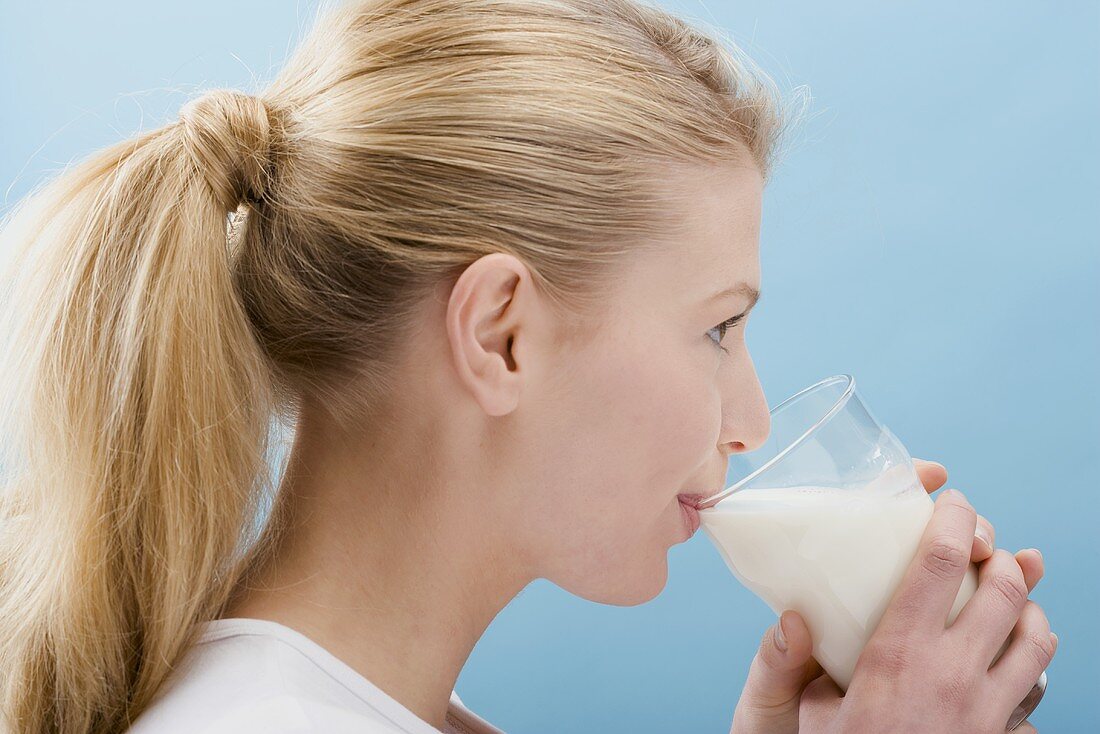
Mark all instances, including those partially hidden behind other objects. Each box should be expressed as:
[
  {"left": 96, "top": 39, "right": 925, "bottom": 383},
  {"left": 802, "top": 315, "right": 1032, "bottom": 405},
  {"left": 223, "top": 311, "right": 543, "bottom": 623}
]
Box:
[{"left": 707, "top": 314, "right": 745, "bottom": 354}]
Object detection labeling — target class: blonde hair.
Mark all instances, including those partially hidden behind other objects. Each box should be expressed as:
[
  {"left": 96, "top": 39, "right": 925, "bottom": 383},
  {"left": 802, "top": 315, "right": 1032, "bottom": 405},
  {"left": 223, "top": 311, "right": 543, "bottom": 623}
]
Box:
[{"left": 0, "top": 0, "right": 800, "bottom": 731}]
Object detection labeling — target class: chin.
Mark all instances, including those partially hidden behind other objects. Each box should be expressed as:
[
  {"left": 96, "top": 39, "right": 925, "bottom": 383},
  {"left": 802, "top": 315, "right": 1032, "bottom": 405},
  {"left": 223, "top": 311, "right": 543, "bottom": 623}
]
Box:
[
  {"left": 547, "top": 518, "right": 676, "bottom": 606},
  {"left": 611, "top": 580, "right": 667, "bottom": 607},
  {"left": 616, "top": 563, "right": 669, "bottom": 606},
  {"left": 564, "top": 554, "right": 669, "bottom": 607}
]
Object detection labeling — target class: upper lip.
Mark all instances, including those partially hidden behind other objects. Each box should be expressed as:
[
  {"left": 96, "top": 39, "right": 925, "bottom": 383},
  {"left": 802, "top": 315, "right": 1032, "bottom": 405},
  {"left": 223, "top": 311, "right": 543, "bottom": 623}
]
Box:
[{"left": 677, "top": 493, "right": 708, "bottom": 510}]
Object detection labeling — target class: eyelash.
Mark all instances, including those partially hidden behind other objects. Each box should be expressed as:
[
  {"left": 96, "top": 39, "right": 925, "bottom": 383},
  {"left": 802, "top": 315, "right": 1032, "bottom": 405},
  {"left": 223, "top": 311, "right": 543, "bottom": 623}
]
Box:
[{"left": 707, "top": 314, "right": 745, "bottom": 355}]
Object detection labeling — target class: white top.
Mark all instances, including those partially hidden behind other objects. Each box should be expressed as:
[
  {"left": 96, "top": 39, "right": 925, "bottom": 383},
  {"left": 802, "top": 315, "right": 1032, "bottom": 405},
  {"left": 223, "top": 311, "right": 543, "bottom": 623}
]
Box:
[{"left": 126, "top": 617, "right": 505, "bottom": 734}]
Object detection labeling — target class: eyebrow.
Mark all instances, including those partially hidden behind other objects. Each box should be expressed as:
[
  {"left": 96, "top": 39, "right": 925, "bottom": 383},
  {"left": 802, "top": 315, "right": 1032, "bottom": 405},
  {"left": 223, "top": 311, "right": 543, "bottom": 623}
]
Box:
[{"left": 705, "top": 283, "right": 761, "bottom": 309}]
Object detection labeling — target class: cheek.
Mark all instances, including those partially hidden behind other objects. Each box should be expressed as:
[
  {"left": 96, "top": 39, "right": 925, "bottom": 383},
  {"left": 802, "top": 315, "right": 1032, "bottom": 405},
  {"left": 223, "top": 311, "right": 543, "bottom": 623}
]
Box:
[
  {"left": 520, "top": 333, "right": 718, "bottom": 557},
  {"left": 646, "top": 362, "right": 719, "bottom": 485},
  {"left": 522, "top": 339, "right": 721, "bottom": 602},
  {"left": 626, "top": 344, "right": 719, "bottom": 494},
  {"left": 574, "top": 339, "right": 718, "bottom": 515}
]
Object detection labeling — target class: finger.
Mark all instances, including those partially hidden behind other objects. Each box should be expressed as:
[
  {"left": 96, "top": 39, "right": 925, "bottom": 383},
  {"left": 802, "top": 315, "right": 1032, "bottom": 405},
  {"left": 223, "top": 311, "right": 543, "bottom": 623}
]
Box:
[
  {"left": 798, "top": 672, "right": 844, "bottom": 728},
  {"left": 988, "top": 601, "right": 1056, "bottom": 717},
  {"left": 972, "top": 514, "right": 995, "bottom": 562},
  {"left": 914, "top": 459, "right": 948, "bottom": 494},
  {"left": 738, "top": 610, "right": 819, "bottom": 711},
  {"left": 878, "top": 488, "right": 977, "bottom": 635},
  {"left": 952, "top": 549, "right": 1029, "bottom": 666},
  {"left": 1015, "top": 548, "right": 1044, "bottom": 593}
]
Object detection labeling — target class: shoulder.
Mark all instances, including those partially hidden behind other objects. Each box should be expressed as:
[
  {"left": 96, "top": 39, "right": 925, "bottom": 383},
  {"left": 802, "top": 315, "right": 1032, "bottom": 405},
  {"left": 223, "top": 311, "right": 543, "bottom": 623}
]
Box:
[
  {"left": 125, "top": 621, "right": 419, "bottom": 734},
  {"left": 130, "top": 693, "right": 411, "bottom": 734},
  {"left": 218, "top": 697, "right": 412, "bottom": 733}
]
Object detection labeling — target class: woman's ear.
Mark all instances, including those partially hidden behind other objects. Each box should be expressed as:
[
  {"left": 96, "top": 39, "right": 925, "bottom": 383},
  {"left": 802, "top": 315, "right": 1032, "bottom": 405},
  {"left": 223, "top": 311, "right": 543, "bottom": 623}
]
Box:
[{"left": 444, "top": 253, "right": 533, "bottom": 417}]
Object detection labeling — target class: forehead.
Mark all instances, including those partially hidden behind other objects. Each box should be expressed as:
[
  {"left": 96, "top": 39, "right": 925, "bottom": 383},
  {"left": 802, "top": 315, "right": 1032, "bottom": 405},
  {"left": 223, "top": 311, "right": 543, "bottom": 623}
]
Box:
[{"left": 629, "top": 163, "right": 763, "bottom": 303}]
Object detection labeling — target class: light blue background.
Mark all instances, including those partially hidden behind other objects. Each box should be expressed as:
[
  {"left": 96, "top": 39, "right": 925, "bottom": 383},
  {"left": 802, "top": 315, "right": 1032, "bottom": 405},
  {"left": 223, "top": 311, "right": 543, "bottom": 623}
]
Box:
[{"left": 2, "top": 1, "right": 1096, "bottom": 731}]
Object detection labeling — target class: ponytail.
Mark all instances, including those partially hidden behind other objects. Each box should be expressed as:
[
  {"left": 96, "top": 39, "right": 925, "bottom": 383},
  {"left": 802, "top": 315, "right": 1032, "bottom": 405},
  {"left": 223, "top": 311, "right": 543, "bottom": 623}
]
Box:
[
  {"left": 0, "top": 0, "right": 799, "bottom": 729},
  {"left": 0, "top": 90, "right": 284, "bottom": 733}
]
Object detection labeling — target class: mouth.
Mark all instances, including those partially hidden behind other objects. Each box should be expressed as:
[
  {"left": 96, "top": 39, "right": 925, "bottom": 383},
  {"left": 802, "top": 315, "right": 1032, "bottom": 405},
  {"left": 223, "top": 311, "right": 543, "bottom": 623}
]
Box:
[
  {"left": 677, "top": 494, "right": 703, "bottom": 536},
  {"left": 676, "top": 493, "right": 707, "bottom": 510}
]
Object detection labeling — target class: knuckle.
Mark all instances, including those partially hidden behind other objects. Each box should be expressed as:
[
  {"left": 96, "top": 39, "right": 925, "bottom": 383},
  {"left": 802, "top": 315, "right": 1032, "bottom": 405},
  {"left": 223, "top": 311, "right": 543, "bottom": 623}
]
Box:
[
  {"left": 1021, "top": 602, "right": 1055, "bottom": 667},
  {"left": 1024, "top": 629, "right": 1056, "bottom": 669},
  {"left": 933, "top": 666, "right": 972, "bottom": 710},
  {"left": 859, "top": 635, "right": 914, "bottom": 680},
  {"left": 987, "top": 567, "right": 1028, "bottom": 611},
  {"left": 923, "top": 536, "right": 970, "bottom": 580}
]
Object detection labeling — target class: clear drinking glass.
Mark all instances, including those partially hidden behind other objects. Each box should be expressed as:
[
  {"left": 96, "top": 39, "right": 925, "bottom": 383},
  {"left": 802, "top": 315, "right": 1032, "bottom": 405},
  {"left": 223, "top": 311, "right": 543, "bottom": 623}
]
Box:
[{"left": 696, "top": 374, "right": 1046, "bottom": 730}]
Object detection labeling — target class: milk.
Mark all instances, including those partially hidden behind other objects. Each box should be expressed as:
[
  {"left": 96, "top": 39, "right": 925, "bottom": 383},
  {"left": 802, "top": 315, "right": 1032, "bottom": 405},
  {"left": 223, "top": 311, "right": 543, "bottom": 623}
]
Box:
[{"left": 700, "top": 464, "right": 985, "bottom": 691}]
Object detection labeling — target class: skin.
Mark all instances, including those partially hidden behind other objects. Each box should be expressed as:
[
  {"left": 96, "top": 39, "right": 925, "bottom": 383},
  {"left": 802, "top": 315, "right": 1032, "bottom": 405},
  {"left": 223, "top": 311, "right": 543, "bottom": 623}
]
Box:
[
  {"left": 733, "top": 460, "right": 1047, "bottom": 733},
  {"left": 796, "top": 488, "right": 1054, "bottom": 732},
  {"left": 223, "top": 161, "right": 1047, "bottom": 732},
  {"left": 224, "top": 161, "right": 768, "bottom": 730}
]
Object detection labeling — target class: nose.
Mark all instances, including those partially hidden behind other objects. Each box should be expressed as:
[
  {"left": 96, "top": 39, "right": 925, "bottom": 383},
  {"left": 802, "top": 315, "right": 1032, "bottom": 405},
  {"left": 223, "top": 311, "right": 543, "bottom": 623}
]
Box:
[{"left": 717, "top": 359, "right": 770, "bottom": 456}]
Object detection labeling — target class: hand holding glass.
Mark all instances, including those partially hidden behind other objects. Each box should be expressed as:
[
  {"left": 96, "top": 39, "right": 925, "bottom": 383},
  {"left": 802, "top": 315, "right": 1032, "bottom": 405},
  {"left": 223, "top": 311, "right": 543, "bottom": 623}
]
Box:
[{"left": 696, "top": 375, "right": 1047, "bottom": 730}]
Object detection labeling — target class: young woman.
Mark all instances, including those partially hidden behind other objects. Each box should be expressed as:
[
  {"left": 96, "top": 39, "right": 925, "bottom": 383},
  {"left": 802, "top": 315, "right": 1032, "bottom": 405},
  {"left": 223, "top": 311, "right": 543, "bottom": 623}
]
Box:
[{"left": 0, "top": 0, "right": 1054, "bottom": 732}]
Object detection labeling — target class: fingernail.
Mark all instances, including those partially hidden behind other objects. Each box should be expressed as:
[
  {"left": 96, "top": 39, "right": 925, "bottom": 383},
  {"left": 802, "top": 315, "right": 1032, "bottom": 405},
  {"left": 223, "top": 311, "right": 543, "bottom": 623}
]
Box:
[
  {"left": 1050, "top": 632, "right": 1058, "bottom": 648},
  {"left": 775, "top": 618, "right": 788, "bottom": 653},
  {"left": 1029, "top": 547, "right": 1043, "bottom": 561},
  {"left": 975, "top": 527, "right": 993, "bottom": 552}
]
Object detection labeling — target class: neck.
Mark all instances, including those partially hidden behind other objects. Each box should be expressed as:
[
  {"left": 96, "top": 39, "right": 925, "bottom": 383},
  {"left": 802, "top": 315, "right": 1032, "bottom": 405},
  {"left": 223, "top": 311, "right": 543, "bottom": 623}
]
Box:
[{"left": 223, "top": 412, "right": 534, "bottom": 731}]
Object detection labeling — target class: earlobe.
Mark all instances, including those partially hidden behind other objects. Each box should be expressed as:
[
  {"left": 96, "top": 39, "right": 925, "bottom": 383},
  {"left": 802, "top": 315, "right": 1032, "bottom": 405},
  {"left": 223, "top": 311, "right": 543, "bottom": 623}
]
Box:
[{"left": 444, "top": 253, "right": 527, "bottom": 417}]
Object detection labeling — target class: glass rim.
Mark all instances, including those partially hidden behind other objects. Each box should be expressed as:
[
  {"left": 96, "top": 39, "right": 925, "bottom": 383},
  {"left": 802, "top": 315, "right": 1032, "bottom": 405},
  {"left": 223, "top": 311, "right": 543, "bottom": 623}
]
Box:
[{"left": 696, "top": 373, "right": 856, "bottom": 510}]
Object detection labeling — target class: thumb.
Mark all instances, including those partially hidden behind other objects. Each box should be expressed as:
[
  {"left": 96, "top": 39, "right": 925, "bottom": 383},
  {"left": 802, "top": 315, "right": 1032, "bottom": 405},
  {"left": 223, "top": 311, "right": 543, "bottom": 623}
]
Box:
[
  {"left": 733, "top": 611, "right": 820, "bottom": 730},
  {"left": 798, "top": 671, "right": 844, "bottom": 728}
]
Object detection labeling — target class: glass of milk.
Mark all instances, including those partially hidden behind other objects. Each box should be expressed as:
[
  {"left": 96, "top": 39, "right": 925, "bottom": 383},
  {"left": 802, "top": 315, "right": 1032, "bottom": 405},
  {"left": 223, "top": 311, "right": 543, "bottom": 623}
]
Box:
[{"left": 696, "top": 374, "right": 1045, "bottom": 729}]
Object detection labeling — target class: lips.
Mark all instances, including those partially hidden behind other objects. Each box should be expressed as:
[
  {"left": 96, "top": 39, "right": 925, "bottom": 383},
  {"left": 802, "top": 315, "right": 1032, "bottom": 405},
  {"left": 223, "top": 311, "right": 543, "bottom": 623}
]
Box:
[
  {"left": 677, "top": 494, "right": 702, "bottom": 536},
  {"left": 677, "top": 493, "right": 706, "bottom": 509}
]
